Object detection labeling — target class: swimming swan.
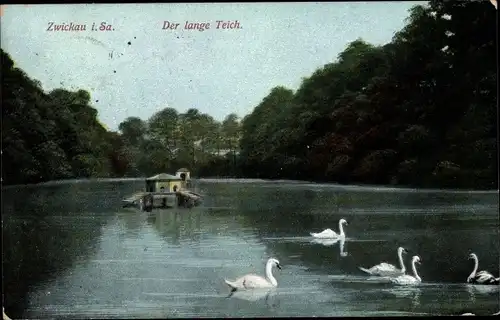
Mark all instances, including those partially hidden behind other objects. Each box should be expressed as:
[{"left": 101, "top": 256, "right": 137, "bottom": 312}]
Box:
[
  {"left": 3, "top": 308, "right": 12, "bottom": 320},
  {"left": 310, "top": 218, "right": 348, "bottom": 239},
  {"left": 359, "top": 247, "right": 408, "bottom": 277},
  {"left": 311, "top": 238, "right": 340, "bottom": 246},
  {"left": 460, "top": 311, "right": 500, "bottom": 316},
  {"left": 224, "top": 258, "right": 281, "bottom": 291},
  {"left": 467, "top": 253, "right": 499, "bottom": 285},
  {"left": 390, "top": 255, "right": 422, "bottom": 286}
]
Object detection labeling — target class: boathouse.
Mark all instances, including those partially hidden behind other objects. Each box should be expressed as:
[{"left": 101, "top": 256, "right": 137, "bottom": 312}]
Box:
[{"left": 145, "top": 173, "right": 183, "bottom": 193}]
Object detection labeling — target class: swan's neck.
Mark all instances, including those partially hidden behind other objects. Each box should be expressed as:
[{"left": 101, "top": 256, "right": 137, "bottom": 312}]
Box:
[
  {"left": 265, "top": 262, "right": 277, "bottom": 286},
  {"left": 469, "top": 256, "right": 479, "bottom": 279},
  {"left": 398, "top": 250, "right": 406, "bottom": 273},
  {"left": 412, "top": 260, "right": 421, "bottom": 282},
  {"left": 338, "top": 221, "right": 345, "bottom": 237}
]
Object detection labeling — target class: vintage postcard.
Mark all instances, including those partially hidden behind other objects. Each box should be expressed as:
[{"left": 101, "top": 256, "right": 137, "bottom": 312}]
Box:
[{"left": 1, "top": 1, "right": 498, "bottom": 319}]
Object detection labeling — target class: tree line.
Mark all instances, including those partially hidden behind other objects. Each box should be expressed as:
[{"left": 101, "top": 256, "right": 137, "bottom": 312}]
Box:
[
  {"left": 115, "top": 109, "right": 241, "bottom": 177},
  {"left": 2, "top": 1, "right": 496, "bottom": 189},
  {"left": 239, "top": 0, "right": 497, "bottom": 189},
  {"left": 1, "top": 48, "right": 241, "bottom": 184}
]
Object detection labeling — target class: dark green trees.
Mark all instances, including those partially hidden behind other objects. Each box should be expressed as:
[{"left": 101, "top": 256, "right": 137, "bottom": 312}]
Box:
[
  {"left": 238, "top": 1, "right": 496, "bottom": 189},
  {"left": 2, "top": 1, "right": 496, "bottom": 189}
]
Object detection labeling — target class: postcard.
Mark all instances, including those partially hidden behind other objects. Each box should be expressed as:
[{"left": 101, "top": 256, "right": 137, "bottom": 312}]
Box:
[{"left": 1, "top": 2, "right": 498, "bottom": 319}]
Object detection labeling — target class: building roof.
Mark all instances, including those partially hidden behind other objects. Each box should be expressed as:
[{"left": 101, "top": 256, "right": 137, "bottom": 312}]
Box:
[
  {"left": 146, "top": 173, "right": 181, "bottom": 181},
  {"left": 176, "top": 168, "right": 190, "bottom": 172}
]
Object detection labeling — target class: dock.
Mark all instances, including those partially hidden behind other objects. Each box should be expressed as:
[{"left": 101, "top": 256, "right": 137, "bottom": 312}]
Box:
[{"left": 122, "top": 190, "right": 202, "bottom": 210}]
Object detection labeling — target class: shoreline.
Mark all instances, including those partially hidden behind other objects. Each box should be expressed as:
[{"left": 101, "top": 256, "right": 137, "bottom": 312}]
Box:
[{"left": 2, "top": 177, "right": 498, "bottom": 194}]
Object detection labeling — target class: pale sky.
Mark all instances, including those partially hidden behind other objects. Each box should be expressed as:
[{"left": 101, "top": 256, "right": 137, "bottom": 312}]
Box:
[{"left": 1, "top": 2, "right": 425, "bottom": 131}]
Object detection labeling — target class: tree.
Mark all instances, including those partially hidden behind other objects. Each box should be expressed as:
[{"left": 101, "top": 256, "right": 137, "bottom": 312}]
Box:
[
  {"left": 118, "top": 117, "right": 147, "bottom": 146},
  {"left": 236, "top": 1, "right": 496, "bottom": 189}
]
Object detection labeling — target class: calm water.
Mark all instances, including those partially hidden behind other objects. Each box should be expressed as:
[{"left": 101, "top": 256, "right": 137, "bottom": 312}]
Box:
[{"left": 2, "top": 179, "right": 499, "bottom": 318}]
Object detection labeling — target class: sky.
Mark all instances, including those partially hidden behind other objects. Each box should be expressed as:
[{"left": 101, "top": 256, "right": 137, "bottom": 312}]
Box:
[{"left": 1, "top": 2, "right": 426, "bottom": 131}]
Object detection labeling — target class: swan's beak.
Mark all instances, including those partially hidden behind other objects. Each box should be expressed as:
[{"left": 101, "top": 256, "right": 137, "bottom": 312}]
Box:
[
  {"left": 416, "top": 260, "right": 422, "bottom": 265},
  {"left": 276, "top": 264, "right": 282, "bottom": 270}
]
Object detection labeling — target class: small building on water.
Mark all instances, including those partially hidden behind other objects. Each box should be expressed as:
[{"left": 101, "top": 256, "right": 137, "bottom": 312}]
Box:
[
  {"left": 122, "top": 168, "right": 202, "bottom": 211},
  {"left": 145, "top": 173, "right": 183, "bottom": 193}
]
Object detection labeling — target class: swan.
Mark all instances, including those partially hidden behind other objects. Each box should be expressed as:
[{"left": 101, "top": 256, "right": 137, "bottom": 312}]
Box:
[
  {"left": 310, "top": 218, "right": 348, "bottom": 239},
  {"left": 224, "top": 258, "right": 281, "bottom": 291},
  {"left": 3, "top": 308, "right": 12, "bottom": 320},
  {"left": 467, "top": 253, "right": 499, "bottom": 285},
  {"left": 460, "top": 311, "right": 500, "bottom": 316},
  {"left": 390, "top": 255, "right": 421, "bottom": 286},
  {"left": 359, "top": 247, "right": 408, "bottom": 277},
  {"left": 311, "top": 238, "right": 339, "bottom": 246}
]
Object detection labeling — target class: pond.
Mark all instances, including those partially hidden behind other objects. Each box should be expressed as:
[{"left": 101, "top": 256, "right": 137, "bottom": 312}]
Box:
[{"left": 2, "top": 179, "right": 499, "bottom": 317}]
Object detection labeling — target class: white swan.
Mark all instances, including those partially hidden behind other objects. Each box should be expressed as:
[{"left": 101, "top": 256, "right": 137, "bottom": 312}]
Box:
[
  {"left": 460, "top": 311, "right": 500, "bottom": 316},
  {"left": 224, "top": 258, "right": 281, "bottom": 291},
  {"left": 310, "top": 218, "right": 348, "bottom": 239},
  {"left": 467, "top": 253, "right": 499, "bottom": 285},
  {"left": 390, "top": 255, "right": 422, "bottom": 286},
  {"left": 311, "top": 238, "right": 339, "bottom": 246},
  {"left": 359, "top": 247, "right": 408, "bottom": 277},
  {"left": 3, "top": 308, "right": 12, "bottom": 320}
]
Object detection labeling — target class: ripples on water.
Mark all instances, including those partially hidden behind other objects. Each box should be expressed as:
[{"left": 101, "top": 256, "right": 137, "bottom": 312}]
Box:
[{"left": 2, "top": 180, "right": 499, "bottom": 318}]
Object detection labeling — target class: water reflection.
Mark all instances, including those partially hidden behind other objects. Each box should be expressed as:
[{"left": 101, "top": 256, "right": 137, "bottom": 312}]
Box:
[
  {"left": 466, "top": 283, "right": 500, "bottom": 303},
  {"left": 310, "top": 237, "right": 348, "bottom": 257},
  {"left": 365, "top": 275, "right": 394, "bottom": 283},
  {"left": 2, "top": 206, "right": 111, "bottom": 317},
  {"left": 383, "top": 286, "right": 422, "bottom": 308},
  {"left": 227, "top": 288, "right": 276, "bottom": 303},
  {"left": 3, "top": 180, "right": 499, "bottom": 318},
  {"left": 146, "top": 210, "right": 184, "bottom": 245},
  {"left": 115, "top": 210, "right": 148, "bottom": 238}
]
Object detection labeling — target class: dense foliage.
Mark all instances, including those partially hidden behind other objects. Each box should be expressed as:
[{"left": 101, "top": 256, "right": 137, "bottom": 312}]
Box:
[
  {"left": 1, "top": 1, "right": 497, "bottom": 189},
  {"left": 115, "top": 108, "right": 241, "bottom": 177},
  {"left": 2, "top": 50, "right": 113, "bottom": 184},
  {"left": 239, "top": 0, "right": 497, "bottom": 189},
  {"left": 1, "top": 48, "right": 241, "bottom": 184}
]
